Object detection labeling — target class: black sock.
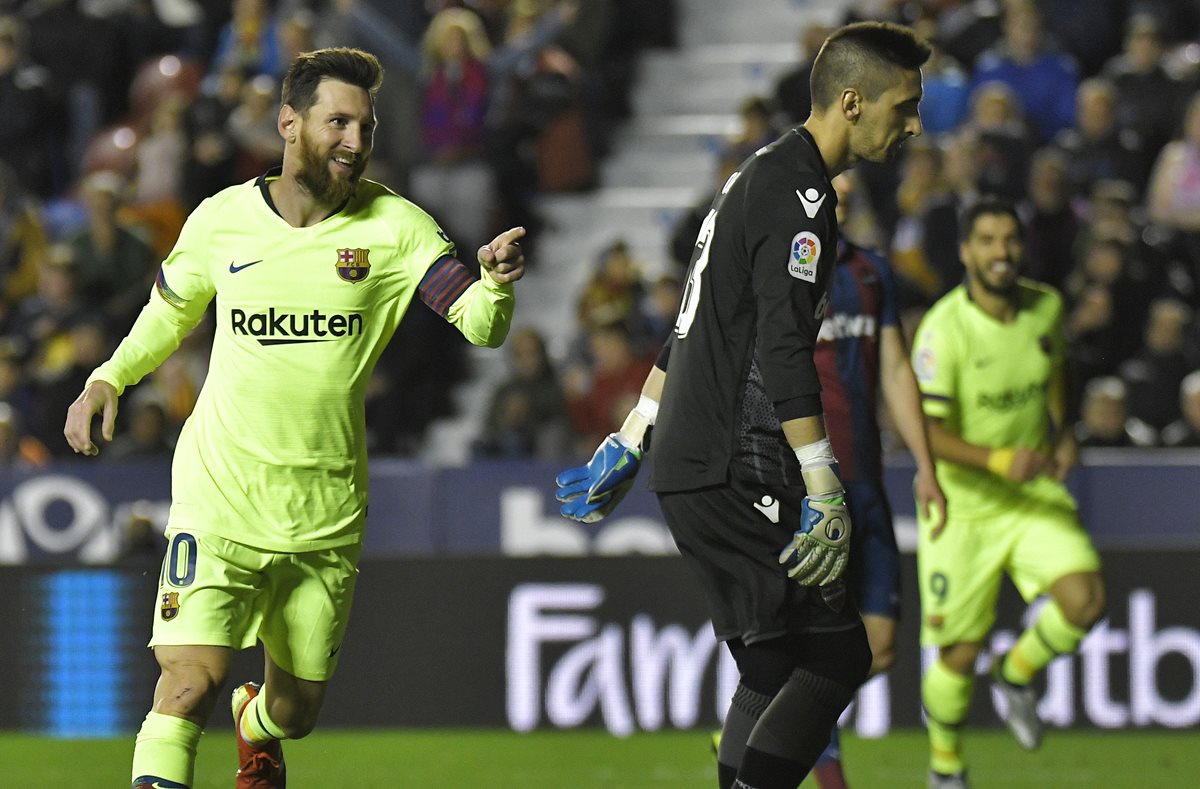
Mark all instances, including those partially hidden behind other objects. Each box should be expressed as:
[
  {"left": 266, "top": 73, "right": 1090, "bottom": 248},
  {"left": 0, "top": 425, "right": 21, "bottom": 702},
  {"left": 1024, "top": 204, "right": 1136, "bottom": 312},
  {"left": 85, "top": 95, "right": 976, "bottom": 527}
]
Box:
[{"left": 734, "top": 747, "right": 808, "bottom": 789}]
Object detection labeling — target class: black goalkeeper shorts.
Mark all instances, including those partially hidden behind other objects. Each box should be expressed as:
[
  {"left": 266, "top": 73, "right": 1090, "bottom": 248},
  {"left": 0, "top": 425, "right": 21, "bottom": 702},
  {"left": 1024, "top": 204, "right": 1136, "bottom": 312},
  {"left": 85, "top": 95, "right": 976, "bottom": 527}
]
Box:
[{"left": 656, "top": 475, "right": 861, "bottom": 645}]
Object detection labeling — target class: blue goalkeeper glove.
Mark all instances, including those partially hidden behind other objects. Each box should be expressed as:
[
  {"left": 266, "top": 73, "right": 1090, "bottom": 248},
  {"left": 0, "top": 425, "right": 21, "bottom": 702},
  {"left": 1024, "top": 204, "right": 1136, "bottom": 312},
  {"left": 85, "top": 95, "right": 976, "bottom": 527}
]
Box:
[
  {"left": 555, "top": 434, "right": 642, "bottom": 524},
  {"left": 778, "top": 460, "right": 852, "bottom": 586}
]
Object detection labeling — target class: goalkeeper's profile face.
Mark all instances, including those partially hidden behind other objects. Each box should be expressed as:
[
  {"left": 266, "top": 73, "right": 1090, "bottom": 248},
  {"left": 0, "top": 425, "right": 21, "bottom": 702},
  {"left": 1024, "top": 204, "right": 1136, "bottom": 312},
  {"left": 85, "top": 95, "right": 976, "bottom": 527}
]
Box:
[{"left": 960, "top": 211, "right": 1023, "bottom": 297}]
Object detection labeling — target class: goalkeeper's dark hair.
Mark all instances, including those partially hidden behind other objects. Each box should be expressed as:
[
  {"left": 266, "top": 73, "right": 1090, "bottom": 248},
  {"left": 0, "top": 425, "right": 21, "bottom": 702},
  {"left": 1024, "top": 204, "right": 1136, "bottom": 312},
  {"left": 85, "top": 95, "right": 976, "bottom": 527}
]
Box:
[
  {"left": 810, "top": 22, "right": 931, "bottom": 111},
  {"left": 958, "top": 196, "right": 1023, "bottom": 241},
  {"left": 282, "top": 48, "right": 384, "bottom": 115}
]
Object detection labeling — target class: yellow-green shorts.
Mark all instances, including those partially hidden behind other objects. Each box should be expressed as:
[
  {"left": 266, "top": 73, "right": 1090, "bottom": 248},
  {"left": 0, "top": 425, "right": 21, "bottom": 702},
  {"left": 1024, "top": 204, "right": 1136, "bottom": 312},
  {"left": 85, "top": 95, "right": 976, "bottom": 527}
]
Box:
[
  {"left": 150, "top": 530, "right": 361, "bottom": 681},
  {"left": 917, "top": 497, "right": 1100, "bottom": 647}
]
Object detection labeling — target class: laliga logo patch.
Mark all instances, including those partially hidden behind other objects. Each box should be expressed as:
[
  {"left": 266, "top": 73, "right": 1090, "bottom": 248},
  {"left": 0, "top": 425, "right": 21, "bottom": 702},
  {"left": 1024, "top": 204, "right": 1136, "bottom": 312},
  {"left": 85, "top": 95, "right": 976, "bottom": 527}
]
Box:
[
  {"left": 915, "top": 347, "right": 936, "bottom": 382},
  {"left": 788, "top": 232, "right": 821, "bottom": 282}
]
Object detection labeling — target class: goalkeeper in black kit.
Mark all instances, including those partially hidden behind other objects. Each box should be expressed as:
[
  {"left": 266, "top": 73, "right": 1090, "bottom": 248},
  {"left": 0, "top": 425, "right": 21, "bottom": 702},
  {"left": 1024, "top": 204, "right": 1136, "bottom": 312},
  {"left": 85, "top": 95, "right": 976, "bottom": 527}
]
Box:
[{"left": 555, "top": 22, "right": 929, "bottom": 789}]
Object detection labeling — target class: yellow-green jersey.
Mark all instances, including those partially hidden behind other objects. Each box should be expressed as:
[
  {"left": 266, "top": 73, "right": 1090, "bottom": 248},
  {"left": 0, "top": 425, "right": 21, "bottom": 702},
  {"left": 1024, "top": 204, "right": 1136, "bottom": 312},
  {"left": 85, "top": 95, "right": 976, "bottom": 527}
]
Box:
[
  {"left": 912, "top": 279, "right": 1075, "bottom": 517},
  {"left": 89, "top": 173, "right": 514, "bottom": 552}
]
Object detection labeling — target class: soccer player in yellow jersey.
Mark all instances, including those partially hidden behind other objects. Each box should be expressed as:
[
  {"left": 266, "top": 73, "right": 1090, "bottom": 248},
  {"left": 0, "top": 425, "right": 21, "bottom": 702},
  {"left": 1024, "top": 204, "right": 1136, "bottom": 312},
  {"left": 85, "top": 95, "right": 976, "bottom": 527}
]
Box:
[
  {"left": 911, "top": 199, "right": 1105, "bottom": 789},
  {"left": 63, "top": 48, "right": 526, "bottom": 789}
]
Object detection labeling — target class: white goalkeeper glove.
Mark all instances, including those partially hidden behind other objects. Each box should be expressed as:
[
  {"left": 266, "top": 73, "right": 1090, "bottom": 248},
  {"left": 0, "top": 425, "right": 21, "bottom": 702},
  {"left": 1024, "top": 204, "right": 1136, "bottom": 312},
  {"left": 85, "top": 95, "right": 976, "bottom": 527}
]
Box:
[{"left": 778, "top": 440, "right": 852, "bottom": 586}]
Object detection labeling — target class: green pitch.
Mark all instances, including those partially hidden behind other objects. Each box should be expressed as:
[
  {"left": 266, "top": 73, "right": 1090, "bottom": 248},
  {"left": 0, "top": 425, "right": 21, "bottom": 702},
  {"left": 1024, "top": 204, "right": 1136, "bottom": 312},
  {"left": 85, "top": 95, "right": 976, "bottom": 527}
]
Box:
[{"left": 1, "top": 728, "right": 1195, "bottom": 787}]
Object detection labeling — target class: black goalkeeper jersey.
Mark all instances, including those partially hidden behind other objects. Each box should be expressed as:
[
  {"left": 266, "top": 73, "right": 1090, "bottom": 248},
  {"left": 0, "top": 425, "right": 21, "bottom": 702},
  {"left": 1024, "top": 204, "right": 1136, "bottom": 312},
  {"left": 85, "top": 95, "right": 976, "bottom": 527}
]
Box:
[{"left": 648, "top": 127, "right": 839, "bottom": 493}]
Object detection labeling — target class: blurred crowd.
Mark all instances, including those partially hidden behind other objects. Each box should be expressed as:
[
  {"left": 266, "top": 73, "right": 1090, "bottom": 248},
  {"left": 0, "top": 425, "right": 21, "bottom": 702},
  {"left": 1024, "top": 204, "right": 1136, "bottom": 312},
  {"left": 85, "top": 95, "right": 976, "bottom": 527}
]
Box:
[
  {"left": 2, "top": 0, "right": 1200, "bottom": 469},
  {"left": 0, "top": 0, "right": 675, "bottom": 465},
  {"left": 480, "top": 0, "right": 1200, "bottom": 463}
]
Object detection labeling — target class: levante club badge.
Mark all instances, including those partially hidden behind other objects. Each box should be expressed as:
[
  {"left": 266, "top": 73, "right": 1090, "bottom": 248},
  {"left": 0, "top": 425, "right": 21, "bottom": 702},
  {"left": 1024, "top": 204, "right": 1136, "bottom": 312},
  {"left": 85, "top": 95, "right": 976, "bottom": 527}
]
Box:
[
  {"left": 161, "top": 592, "right": 181, "bottom": 621},
  {"left": 336, "top": 248, "right": 371, "bottom": 283}
]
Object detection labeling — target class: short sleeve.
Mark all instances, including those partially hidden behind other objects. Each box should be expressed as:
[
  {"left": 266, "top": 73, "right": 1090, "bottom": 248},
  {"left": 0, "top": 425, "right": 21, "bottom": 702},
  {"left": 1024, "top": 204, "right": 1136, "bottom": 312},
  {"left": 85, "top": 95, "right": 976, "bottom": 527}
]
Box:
[{"left": 912, "top": 310, "right": 958, "bottom": 421}]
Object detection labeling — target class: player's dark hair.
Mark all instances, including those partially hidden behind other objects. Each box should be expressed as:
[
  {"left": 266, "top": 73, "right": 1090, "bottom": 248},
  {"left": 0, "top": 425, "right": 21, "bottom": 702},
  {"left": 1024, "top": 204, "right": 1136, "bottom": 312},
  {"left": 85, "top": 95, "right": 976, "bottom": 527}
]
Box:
[
  {"left": 959, "top": 197, "right": 1023, "bottom": 241},
  {"left": 809, "top": 22, "right": 931, "bottom": 110},
  {"left": 282, "top": 47, "right": 384, "bottom": 115}
]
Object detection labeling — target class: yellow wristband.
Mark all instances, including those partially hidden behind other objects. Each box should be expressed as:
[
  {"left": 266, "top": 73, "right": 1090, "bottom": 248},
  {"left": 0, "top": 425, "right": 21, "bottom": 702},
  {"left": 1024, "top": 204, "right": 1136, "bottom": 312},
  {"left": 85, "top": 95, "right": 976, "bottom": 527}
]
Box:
[{"left": 986, "top": 447, "right": 1016, "bottom": 478}]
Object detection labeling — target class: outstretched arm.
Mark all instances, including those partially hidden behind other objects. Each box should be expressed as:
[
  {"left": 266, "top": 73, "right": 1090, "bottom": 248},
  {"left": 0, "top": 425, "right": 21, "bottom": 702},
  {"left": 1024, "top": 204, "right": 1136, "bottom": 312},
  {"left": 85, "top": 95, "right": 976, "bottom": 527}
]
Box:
[{"left": 442, "top": 227, "right": 526, "bottom": 347}]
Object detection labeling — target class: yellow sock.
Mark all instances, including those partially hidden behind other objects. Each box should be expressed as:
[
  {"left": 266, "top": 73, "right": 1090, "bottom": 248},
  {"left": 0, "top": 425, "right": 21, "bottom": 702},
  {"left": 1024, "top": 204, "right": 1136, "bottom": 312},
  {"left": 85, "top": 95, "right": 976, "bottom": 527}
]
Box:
[
  {"left": 922, "top": 658, "right": 974, "bottom": 775},
  {"left": 131, "top": 711, "right": 202, "bottom": 788},
  {"left": 240, "top": 686, "right": 288, "bottom": 746},
  {"left": 1003, "top": 601, "right": 1086, "bottom": 686}
]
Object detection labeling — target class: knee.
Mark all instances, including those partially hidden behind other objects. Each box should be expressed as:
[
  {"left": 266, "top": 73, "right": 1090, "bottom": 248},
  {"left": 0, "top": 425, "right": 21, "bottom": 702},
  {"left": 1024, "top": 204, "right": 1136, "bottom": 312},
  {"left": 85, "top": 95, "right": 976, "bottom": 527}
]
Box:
[
  {"left": 267, "top": 695, "right": 322, "bottom": 740},
  {"left": 939, "top": 642, "right": 981, "bottom": 676},
  {"left": 1057, "top": 574, "right": 1107, "bottom": 629},
  {"left": 155, "top": 660, "right": 228, "bottom": 720}
]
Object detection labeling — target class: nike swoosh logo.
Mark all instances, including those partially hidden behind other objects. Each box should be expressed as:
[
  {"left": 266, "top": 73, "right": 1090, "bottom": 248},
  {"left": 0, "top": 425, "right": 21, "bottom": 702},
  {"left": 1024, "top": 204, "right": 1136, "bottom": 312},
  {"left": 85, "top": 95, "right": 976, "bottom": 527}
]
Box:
[
  {"left": 796, "top": 188, "right": 826, "bottom": 219},
  {"left": 229, "top": 259, "right": 263, "bottom": 273}
]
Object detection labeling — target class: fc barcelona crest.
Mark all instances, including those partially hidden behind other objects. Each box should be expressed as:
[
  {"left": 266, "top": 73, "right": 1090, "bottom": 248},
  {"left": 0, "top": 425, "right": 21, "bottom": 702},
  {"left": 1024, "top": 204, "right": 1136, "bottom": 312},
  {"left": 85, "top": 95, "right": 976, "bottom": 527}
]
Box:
[
  {"left": 161, "top": 592, "right": 180, "bottom": 621},
  {"left": 336, "top": 248, "right": 371, "bottom": 283}
]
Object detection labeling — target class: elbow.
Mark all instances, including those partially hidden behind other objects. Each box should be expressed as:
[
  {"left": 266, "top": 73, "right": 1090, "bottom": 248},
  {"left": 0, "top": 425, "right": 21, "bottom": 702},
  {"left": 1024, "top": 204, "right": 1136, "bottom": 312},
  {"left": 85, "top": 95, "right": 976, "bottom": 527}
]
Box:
[{"left": 473, "top": 328, "right": 510, "bottom": 348}]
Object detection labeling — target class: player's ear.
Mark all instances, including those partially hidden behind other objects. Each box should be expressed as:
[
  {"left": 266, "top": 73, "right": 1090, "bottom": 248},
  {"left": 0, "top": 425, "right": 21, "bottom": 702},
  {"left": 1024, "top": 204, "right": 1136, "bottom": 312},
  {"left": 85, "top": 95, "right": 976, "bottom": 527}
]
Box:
[
  {"left": 278, "top": 103, "right": 298, "bottom": 144},
  {"left": 841, "top": 88, "right": 862, "bottom": 122}
]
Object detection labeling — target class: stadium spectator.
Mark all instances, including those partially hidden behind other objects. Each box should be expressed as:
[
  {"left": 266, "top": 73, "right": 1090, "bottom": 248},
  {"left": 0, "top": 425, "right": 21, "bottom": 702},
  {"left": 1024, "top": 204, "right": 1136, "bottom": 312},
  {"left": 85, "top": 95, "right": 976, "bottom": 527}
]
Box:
[
  {"left": 889, "top": 139, "right": 959, "bottom": 306},
  {"left": 0, "top": 16, "right": 53, "bottom": 197},
  {"left": 1160, "top": 370, "right": 1200, "bottom": 447},
  {"left": 964, "top": 80, "right": 1035, "bottom": 200},
  {"left": 183, "top": 62, "right": 246, "bottom": 209},
  {"left": 573, "top": 238, "right": 650, "bottom": 355},
  {"left": 208, "top": 0, "right": 284, "bottom": 81},
  {"left": 0, "top": 159, "right": 51, "bottom": 311},
  {"left": 1146, "top": 91, "right": 1200, "bottom": 262},
  {"left": 108, "top": 397, "right": 174, "bottom": 459},
  {"left": 226, "top": 73, "right": 284, "bottom": 181},
  {"left": 134, "top": 93, "right": 190, "bottom": 206},
  {"left": 67, "top": 170, "right": 157, "bottom": 335},
  {"left": 721, "top": 95, "right": 781, "bottom": 165},
  {"left": 969, "top": 0, "right": 1079, "bottom": 143},
  {"left": 1063, "top": 236, "right": 1150, "bottom": 366},
  {"left": 1019, "top": 147, "right": 1079, "bottom": 291},
  {"left": 1103, "top": 13, "right": 1188, "bottom": 156},
  {"left": 0, "top": 400, "right": 47, "bottom": 468},
  {"left": 1053, "top": 78, "right": 1150, "bottom": 200},
  {"left": 1066, "top": 282, "right": 1124, "bottom": 389},
  {"left": 8, "top": 244, "right": 90, "bottom": 381},
  {"left": 640, "top": 273, "right": 683, "bottom": 348},
  {"left": 668, "top": 149, "right": 742, "bottom": 272},
  {"left": 22, "top": 0, "right": 116, "bottom": 193},
  {"left": 475, "top": 325, "right": 571, "bottom": 459},
  {"left": 915, "top": 32, "right": 970, "bottom": 135},
  {"left": 1075, "top": 375, "right": 1157, "bottom": 447},
  {"left": 564, "top": 320, "right": 654, "bottom": 452},
  {"left": 1119, "top": 298, "right": 1197, "bottom": 432},
  {"left": 939, "top": 127, "right": 984, "bottom": 210},
  {"left": 408, "top": 6, "right": 496, "bottom": 251},
  {"left": 773, "top": 22, "right": 830, "bottom": 125}
]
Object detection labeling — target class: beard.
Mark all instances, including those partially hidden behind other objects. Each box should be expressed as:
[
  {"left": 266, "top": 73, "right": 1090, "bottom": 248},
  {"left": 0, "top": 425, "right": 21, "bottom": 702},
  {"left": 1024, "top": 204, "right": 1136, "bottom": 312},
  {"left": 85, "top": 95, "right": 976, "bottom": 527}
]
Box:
[
  {"left": 294, "top": 132, "right": 366, "bottom": 206},
  {"left": 973, "top": 262, "right": 1021, "bottom": 297}
]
